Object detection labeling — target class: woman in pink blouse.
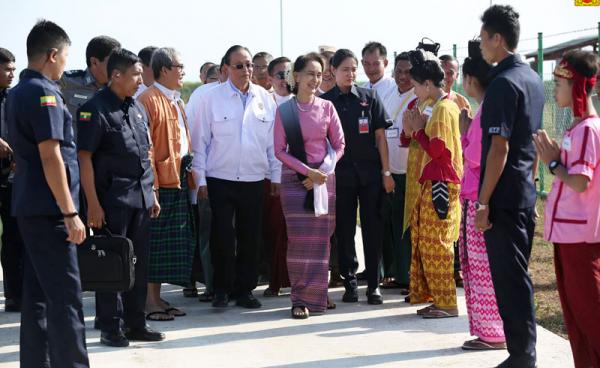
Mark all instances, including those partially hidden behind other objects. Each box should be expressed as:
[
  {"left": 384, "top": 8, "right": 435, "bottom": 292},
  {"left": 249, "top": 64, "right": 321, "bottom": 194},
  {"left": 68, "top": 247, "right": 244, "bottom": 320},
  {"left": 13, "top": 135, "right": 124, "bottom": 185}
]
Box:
[
  {"left": 458, "top": 46, "right": 505, "bottom": 351},
  {"left": 535, "top": 50, "right": 600, "bottom": 368},
  {"left": 274, "top": 53, "right": 345, "bottom": 319}
]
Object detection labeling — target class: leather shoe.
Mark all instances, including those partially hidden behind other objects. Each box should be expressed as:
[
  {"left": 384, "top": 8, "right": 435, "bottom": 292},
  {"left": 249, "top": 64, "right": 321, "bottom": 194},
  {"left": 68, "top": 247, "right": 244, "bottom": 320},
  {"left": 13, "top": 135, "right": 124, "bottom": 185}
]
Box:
[
  {"left": 4, "top": 298, "right": 20, "bottom": 312},
  {"left": 342, "top": 288, "right": 358, "bottom": 303},
  {"left": 125, "top": 326, "right": 165, "bottom": 342},
  {"left": 100, "top": 331, "right": 129, "bottom": 347},
  {"left": 212, "top": 293, "right": 230, "bottom": 308},
  {"left": 235, "top": 292, "right": 262, "bottom": 309},
  {"left": 367, "top": 287, "right": 383, "bottom": 305}
]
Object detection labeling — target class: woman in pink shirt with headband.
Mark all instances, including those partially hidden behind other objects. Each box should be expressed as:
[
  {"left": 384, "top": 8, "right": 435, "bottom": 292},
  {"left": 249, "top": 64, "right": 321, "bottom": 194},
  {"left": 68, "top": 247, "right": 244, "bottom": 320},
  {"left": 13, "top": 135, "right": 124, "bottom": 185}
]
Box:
[{"left": 534, "top": 50, "right": 600, "bottom": 368}]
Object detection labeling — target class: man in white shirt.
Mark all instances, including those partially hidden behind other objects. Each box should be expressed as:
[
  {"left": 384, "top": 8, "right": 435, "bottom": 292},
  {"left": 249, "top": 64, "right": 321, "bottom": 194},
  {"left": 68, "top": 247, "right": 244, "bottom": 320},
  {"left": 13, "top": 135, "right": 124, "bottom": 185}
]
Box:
[
  {"left": 134, "top": 46, "right": 157, "bottom": 99},
  {"left": 361, "top": 42, "right": 396, "bottom": 102},
  {"left": 192, "top": 45, "right": 281, "bottom": 309},
  {"left": 380, "top": 52, "right": 417, "bottom": 290}
]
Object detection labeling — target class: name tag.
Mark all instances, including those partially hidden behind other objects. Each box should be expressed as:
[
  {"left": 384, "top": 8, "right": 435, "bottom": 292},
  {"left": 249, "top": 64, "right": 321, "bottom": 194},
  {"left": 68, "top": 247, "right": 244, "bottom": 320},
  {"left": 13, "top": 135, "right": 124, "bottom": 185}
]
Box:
[
  {"left": 489, "top": 127, "right": 501, "bottom": 134},
  {"left": 562, "top": 136, "right": 572, "bottom": 151},
  {"left": 358, "top": 117, "right": 370, "bottom": 134},
  {"left": 385, "top": 128, "right": 399, "bottom": 139},
  {"left": 74, "top": 93, "right": 89, "bottom": 100}
]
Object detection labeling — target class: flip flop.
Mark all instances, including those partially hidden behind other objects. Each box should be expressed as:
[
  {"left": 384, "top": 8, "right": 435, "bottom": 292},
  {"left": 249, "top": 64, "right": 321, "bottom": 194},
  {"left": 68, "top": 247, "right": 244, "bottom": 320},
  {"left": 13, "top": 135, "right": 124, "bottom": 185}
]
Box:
[
  {"left": 462, "top": 338, "right": 507, "bottom": 350},
  {"left": 165, "top": 307, "right": 186, "bottom": 317},
  {"left": 416, "top": 304, "right": 435, "bottom": 315},
  {"left": 291, "top": 306, "right": 309, "bottom": 319},
  {"left": 146, "top": 311, "right": 174, "bottom": 321},
  {"left": 422, "top": 308, "right": 458, "bottom": 319}
]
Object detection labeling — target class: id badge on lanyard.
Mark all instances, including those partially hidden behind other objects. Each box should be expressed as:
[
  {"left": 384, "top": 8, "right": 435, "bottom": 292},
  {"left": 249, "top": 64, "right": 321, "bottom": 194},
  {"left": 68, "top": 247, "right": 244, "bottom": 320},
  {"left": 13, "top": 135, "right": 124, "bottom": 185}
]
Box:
[{"left": 358, "top": 110, "right": 369, "bottom": 134}]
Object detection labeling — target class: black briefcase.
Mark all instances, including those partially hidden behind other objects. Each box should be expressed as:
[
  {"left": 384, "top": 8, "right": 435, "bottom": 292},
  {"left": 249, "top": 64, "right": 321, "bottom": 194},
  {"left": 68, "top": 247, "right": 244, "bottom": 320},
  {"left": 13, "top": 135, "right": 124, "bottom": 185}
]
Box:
[{"left": 77, "top": 228, "right": 136, "bottom": 292}]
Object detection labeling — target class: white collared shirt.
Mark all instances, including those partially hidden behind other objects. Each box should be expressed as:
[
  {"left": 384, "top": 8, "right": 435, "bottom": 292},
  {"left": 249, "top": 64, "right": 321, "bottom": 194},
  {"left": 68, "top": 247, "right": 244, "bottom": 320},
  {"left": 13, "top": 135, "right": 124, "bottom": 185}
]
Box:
[
  {"left": 364, "top": 76, "right": 396, "bottom": 103},
  {"left": 190, "top": 82, "right": 281, "bottom": 186},
  {"left": 382, "top": 87, "right": 417, "bottom": 174},
  {"left": 271, "top": 92, "right": 293, "bottom": 107},
  {"left": 154, "top": 82, "right": 189, "bottom": 156}
]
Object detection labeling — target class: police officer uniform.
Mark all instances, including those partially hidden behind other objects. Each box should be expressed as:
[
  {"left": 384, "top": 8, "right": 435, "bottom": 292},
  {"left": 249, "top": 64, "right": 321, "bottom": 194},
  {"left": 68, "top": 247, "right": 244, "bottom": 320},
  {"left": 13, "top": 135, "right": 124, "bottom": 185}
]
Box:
[
  {"left": 7, "top": 69, "right": 89, "bottom": 367},
  {"left": 0, "top": 86, "right": 24, "bottom": 312},
  {"left": 77, "top": 87, "right": 155, "bottom": 337},
  {"left": 321, "top": 84, "right": 391, "bottom": 296},
  {"left": 60, "top": 68, "right": 102, "bottom": 137}
]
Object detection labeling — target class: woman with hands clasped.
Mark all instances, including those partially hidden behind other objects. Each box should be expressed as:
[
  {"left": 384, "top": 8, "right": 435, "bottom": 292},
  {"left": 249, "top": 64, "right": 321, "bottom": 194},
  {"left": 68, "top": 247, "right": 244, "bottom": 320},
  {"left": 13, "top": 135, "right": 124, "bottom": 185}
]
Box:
[
  {"left": 534, "top": 50, "right": 600, "bottom": 368},
  {"left": 402, "top": 50, "right": 463, "bottom": 319}
]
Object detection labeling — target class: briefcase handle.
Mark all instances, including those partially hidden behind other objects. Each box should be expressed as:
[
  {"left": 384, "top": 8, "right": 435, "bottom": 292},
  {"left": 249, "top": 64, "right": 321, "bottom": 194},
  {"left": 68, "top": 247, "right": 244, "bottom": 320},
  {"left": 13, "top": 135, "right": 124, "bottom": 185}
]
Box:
[{"left": 88, "top": 226, "right": 116, "bottom": 238}]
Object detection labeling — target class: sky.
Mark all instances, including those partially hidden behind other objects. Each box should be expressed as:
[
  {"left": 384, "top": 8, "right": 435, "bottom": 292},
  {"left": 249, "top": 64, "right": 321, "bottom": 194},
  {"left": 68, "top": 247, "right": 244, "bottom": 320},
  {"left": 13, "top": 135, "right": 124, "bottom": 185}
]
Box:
[{"left": 1, "top": 0, "right": 599, "bottom": 82}]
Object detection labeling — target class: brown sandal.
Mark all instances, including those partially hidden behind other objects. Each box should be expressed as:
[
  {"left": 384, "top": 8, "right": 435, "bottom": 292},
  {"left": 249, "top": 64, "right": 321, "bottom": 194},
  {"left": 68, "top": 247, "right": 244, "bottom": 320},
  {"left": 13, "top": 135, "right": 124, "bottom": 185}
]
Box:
[
  {"left": 422, "top": 308, "right": 458, "bottom": 319},
  {"left": 416, "top": 304, "right": 435, "bottom": 315},
  {"left": 462, "top": 338, "right": 506, "bottom": 350}
]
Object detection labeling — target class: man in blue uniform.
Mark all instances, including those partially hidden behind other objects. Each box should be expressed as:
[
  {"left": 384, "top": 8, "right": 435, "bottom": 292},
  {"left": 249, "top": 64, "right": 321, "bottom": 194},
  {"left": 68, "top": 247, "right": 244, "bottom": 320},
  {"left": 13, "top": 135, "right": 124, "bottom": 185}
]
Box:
[
  {"left": 60, "top": 35, "right": 121, "bottom": 127},
  {"left": 0, "top": 47, "right": 23, "bottom": 313},
  {"left": 77, "top": 48, "right": 163, "bottom": 347},
  {"left": 476, "top": 5, "right": 544, "bottom": 368},
  {"left": 6, "top": 20, "right": 89, "bottom": 368}
]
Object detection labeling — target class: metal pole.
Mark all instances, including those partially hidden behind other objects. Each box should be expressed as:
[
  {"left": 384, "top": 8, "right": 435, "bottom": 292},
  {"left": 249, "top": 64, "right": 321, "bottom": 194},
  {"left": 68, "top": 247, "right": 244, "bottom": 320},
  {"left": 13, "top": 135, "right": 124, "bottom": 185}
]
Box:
[
  {"left": 280, "top": 0, "right": 284, "bottom": 56},
  {"left": 597, "top": 21, "right": 599, "bottom": 56},
  {"left": 452, "top": 44, "right": 457, "bottom": 92},
  {"left": 537, "top": 32, "right": 546, "bottom": 197}
]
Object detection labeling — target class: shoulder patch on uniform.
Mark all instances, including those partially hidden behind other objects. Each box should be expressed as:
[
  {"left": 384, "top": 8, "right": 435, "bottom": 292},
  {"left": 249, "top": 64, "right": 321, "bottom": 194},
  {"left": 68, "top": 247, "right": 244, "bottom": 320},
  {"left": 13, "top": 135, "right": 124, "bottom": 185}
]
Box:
[
  {"left": 79, "top": 112, "right": 92, "bottom": 121},
  {"left": 40, "top": 95, "right": 57, "bottom": 107},
  {"left": 489, "top": 127, "right": 501, "bottom": 134}
]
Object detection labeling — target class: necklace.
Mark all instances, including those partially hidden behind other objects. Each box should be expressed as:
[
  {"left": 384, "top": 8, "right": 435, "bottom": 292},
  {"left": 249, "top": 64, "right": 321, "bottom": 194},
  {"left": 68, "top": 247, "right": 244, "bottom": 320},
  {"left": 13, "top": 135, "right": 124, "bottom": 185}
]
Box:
[{"left": 295, "top": 96, "right": 315, "bottom": 112}]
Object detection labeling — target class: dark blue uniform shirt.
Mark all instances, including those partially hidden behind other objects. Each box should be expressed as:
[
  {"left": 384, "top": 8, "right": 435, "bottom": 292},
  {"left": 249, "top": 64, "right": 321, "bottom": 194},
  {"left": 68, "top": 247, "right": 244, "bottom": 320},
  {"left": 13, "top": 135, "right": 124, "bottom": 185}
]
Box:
[
  {"left": 321, "top": 85, "right": 391, "bottom": 186},
  {"left": 77, "top": 87, "right": 154, "bottom": 209},
  {"left": 480, "top": 55, "right": 545, "bottom": 209},
  {"left": 6, "top": 69, "right": 80, "bottom": 217}
]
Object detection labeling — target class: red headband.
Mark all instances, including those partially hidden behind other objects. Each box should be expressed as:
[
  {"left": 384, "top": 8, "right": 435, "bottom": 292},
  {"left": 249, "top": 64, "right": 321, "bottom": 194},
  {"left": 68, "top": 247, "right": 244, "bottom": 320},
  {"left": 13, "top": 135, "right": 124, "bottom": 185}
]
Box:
[{"left": 554, "top": 59, "right": 597, "bottom": 117}]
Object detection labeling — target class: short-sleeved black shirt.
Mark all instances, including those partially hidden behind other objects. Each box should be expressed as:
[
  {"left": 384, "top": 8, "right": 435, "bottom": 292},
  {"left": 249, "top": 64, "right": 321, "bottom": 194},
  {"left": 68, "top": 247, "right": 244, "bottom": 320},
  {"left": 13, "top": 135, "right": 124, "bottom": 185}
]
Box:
[
  {"left": 480, "top": 55, "right": 545, "bottom": 209},
  {"left": 6, "top": 69, "right": 80, "bottom": 216},
  {"left": 321, "top": 85, "right": 391, "bottom": 186},
  {"left": 77, "top": 87, "right": 155, "bottom": 210}
]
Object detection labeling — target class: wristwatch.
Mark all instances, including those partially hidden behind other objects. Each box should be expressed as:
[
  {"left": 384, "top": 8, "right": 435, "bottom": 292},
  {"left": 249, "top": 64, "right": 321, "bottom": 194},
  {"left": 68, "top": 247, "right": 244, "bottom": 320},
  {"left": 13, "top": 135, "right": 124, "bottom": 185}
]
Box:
[
  {"left": 474, "top": 201, "right": 488, "bottom": 211},
  {"left": 549, "top": 160, "right": 561, "bottom": 175},
  {"left": 382, "top": 171, "right": 392, "bottom": 177}
]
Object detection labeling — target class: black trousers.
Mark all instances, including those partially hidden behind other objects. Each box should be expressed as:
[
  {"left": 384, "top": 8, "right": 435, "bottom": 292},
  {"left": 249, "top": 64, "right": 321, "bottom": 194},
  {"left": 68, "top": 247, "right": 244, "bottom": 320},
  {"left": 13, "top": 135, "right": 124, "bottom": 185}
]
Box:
[
  {"left": 0, "top": 183, "right": 24, "bottom": 302},
  {"left": 207, "top": 178, "right": 264, "bottom": 295},
  {"left": 95, "top": 207, "right": 150, "bottom": 333},
  {"left": 485, "top": 206, "right": 537, "bottom": 368},
  {"left": 336, "top": 179, "right": 383, "bottom": 290},
  {"left": 18, "top": 215, "right": 89, "bottom": 368}
]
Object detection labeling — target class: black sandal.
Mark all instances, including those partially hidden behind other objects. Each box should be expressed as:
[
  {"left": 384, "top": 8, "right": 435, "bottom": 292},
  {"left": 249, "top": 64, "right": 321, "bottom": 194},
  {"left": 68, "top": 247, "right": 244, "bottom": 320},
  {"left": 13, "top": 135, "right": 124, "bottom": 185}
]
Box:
[
  {"left": 291, "top": 306, "right": 309, "bottom": 319},
  {"left": 146, "top": 311, "right": 174, "bottom": 321}
]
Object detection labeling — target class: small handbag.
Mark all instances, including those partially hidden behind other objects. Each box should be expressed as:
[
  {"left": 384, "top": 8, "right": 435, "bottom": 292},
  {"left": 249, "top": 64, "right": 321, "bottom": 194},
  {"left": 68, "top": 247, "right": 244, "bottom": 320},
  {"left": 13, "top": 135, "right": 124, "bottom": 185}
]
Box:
[{"left": 77, "top": 228, "right": 136, "bottom": 292}]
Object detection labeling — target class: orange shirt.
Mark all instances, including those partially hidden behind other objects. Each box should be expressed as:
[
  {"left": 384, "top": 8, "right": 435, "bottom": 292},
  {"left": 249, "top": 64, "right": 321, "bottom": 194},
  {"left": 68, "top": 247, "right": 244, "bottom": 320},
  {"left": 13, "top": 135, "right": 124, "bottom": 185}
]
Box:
[
  {"left": 448, "top": 91, "right": 471, "bottom": 113},
  {"left": 138, "top": 86, "right": 193, "bottom": 189}
]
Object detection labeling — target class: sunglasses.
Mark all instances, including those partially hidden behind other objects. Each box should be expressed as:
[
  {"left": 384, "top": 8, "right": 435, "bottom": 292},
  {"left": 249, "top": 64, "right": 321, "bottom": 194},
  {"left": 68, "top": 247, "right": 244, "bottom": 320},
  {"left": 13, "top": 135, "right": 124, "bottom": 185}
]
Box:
[
  {"left": 231, "top": 62, "right": 254, "bottom": 70},
  {"left": 274, "top": 71, "right": 287, "bottom": 80}
]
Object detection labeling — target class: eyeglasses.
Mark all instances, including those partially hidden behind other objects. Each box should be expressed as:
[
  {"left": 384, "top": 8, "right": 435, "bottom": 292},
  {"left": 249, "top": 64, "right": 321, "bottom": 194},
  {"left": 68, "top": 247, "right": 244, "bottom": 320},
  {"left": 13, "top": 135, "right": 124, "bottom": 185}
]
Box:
[
  {"left": 230, "top": 62, "right": 254, "bottom": 70},
  {"left": 170, "top": 64, "right": 185, "bottom": 71},
  {"left": 254, "top": 64, "right": 268, "bottom": 71}
]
